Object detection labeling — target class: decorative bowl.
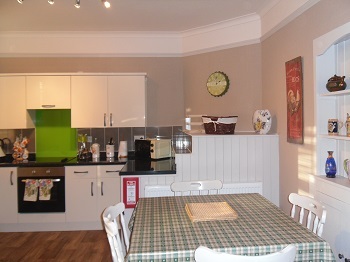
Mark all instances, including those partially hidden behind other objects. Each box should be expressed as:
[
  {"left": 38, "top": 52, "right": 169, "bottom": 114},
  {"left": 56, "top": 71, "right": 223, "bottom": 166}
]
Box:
[{"left": 252, "top": 110, "right": 272, "bottom": 134}]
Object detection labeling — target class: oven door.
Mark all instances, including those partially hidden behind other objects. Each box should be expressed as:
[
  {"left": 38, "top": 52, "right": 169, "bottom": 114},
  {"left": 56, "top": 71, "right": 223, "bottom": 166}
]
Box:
[{"left": 17, "top": 176, "right": 65, "bottom": 213}]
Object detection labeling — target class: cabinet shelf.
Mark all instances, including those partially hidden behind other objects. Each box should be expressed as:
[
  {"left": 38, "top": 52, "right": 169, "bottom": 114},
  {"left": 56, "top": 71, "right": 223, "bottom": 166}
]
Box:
[
  {"left": 319, "top": 89, "right": 350, "bottom": 97},
  {"left": 319, "top": 134, "right": 350, "bottom": 141}
]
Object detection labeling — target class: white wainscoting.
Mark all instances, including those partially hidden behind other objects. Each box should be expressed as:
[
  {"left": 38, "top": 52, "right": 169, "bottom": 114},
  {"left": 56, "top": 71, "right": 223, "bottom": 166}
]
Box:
[{"left": 175, "top": 133, "right": 279, "bottom": 206}]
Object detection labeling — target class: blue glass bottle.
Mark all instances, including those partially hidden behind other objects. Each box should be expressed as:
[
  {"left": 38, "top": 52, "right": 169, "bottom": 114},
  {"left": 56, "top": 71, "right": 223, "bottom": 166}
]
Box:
[{"left": 325, "top": 151, "right": 336, "bottom": 178}]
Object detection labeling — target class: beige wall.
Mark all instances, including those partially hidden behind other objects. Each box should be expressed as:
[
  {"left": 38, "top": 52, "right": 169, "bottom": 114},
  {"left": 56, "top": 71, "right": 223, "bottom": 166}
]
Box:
[
  {"left": 0, "top": 57, "right": 185, "bottom": 127},
  {"left": 262, "top": 0, "right": 350, "bottom": 213},
  {"left": 183, "top": 44, "right": 262, "bottom": 131},
  {"left": 2, "top": 1, "right": 350, "bottom": 215}
]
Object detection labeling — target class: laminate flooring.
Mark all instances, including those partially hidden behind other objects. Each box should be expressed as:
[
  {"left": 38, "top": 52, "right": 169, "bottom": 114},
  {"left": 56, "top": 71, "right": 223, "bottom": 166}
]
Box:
[{"left": 0, "top": 230, "right": 112, "bottom": 262}]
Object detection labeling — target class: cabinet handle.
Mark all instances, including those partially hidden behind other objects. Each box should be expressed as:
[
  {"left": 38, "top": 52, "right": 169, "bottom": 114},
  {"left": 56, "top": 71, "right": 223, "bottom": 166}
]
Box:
[
  {"left": 91, "top": 182, "right": 94, "bottom": 196},
  {"left": 42, "top": 105, "right": 56, "bottom": 108},
  {"left": 110, "top": 113, "right": 113, "bottom": 126},
  {"left": 106, "top": 170, "right": 121, "bottom": 173},
  {"left": 104, "top": 113, "right": 106, "bottom": 127},
  {"left": 101, "top": 181, "right": 104, "bottom": 196},
  {"left": 10, "top": 171, "right": 13, "bottom": 186},
  {"left": 74, "top": 171, "right": 89, "bottom": 174}
]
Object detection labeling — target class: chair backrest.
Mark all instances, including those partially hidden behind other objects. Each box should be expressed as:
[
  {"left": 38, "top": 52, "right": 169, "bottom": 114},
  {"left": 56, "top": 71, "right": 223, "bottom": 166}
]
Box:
[
  {"left": 288, "top": 193, "right": 327, "bottom": 237},
  {"left": 102, "top": 202, "right": 129, "bottom": 262},
  {"left": 194, "top": 244, "right": 296, "bottom": 262},
  {"left": 170, "top": 180, "right": 223, "bottom": 196}
]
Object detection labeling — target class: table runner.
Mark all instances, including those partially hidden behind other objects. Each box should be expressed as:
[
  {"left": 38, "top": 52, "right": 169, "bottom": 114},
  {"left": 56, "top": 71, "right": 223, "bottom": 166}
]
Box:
[{"left": 127, "top": 193, "right": 335, "bottom": 262}]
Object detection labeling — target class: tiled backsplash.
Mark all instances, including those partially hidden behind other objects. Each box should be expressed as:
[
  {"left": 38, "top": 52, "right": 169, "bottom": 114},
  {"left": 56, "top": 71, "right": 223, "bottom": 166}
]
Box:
[
  {"left": 0, "top": 125, "right": 192, "bottom": 157},
  {"left": 77, "top": 126, "right": 186, "bottom": 152}
]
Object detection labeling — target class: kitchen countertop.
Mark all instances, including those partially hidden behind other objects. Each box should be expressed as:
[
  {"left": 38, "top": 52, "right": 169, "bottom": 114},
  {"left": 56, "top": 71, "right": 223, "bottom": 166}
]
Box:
[
  {"left": 119, "top": 158, "right": 176, "bottom": 175},
  {"left": 0, "top": 154, "right": 176, "bottom": 175}
]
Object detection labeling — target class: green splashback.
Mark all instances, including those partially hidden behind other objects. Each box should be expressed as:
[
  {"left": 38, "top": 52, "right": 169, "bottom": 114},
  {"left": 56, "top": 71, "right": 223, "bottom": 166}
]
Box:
[{"left": 35, "top": 110, "right": 77, "bottom": 157}]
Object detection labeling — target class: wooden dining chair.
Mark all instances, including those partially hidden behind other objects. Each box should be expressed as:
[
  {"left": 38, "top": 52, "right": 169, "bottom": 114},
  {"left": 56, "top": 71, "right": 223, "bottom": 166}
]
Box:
[
  {"left": 170, "top": 180, "right": 223, "bottom": 196},
  {"left": 194, "top": 244, "right": 296, "bottom": 262},
  {"left": 288, "top": 193, "right": 327, "bottom": 237},
  {"left": 102, "top": 202, "right": 129, "bottom": 262}
]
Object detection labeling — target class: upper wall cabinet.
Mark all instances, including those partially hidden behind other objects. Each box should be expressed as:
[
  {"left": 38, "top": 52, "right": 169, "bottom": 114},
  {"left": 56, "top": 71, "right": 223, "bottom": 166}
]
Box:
[
  {"left": 26, "top": 76, "right": 71, "bottom": 109},
  {"left": 71, "top": 74, "right": 146, "bottom": 128},
  {"left": 108, "top": 75, "right": 146, "bottom": 127},
  {"left": 71, "top": 76, "right": 108, "bottom": 128},
  {"left": 0, "top": 76, "right": 34, "bottom": 129}
]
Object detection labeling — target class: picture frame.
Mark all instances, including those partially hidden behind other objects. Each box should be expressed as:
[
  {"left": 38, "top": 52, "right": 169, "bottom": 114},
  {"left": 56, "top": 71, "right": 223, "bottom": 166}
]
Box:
[{"left": 285, "top": 56, "right": 303, "bottom": 144}]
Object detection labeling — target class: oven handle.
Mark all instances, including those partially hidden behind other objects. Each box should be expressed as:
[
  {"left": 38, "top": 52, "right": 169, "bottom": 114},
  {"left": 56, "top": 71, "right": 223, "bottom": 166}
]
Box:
[{"left": 21, "top": 179, "right": 61, "bottom": 183}]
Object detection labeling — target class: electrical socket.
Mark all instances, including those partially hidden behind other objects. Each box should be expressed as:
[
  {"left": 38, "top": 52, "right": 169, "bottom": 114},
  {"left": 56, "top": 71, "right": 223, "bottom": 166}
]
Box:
[
  {"left": 87, "top": 136, "right": 92, "bottom": 143},
  {"left": 134, "top": 135, "right": 144, "bottom": 141}
]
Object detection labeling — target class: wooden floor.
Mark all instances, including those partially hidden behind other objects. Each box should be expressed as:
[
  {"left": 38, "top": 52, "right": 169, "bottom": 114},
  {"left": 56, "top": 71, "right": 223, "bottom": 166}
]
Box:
[{"left": 0, "top": 230, "right": 112, "bottom": 262}]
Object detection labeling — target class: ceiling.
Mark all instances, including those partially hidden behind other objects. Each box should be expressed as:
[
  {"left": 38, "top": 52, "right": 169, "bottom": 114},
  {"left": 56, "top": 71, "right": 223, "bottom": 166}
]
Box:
[{"left": 0, "top": 0, "right": 279, "bottom": 32}]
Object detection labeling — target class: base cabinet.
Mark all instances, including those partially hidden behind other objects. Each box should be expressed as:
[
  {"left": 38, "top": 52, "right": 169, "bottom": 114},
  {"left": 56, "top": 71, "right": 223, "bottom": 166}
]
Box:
[
  {"left": 312, "top": 176, "right": 350, "bottom": 260},
  {"left": 65, "top": 165, "right": 122, "bottom": 227},
  {"left": 0, "top": 167, "right": 18, "bottom": 224}
]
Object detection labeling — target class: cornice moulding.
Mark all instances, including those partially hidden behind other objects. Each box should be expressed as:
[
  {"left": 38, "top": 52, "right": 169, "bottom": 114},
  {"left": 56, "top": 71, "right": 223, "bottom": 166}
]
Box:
[{"left": 0, "top": 0, "right": 320, "bottom": 57}]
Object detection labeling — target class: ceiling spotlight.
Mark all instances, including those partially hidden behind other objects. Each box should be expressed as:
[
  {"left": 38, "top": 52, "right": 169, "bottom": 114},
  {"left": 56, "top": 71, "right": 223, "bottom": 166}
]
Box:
[
  {"left": 48, "top": 0, "right": 54, "bottom": 4},
  {"left": 101, "top": 0, "right": 111, "bottom": 8},
  {"left": 74, "top": 0, "right": 80, "bottom": 8},
  {"left": 17, "top": 0, "right": 24, "bottom": 3}
]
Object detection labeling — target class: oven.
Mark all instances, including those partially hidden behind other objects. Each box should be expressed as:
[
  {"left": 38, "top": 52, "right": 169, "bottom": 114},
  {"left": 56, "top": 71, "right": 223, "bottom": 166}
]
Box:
[{"left": 17, "top": 166, "right": 65, "bottom": 213}]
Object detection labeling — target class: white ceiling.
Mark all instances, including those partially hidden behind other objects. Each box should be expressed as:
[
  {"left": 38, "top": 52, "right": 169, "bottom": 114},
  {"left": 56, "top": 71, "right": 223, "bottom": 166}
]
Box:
[{"left": 0, "top": 0, "right": 279, "bottom": 32}]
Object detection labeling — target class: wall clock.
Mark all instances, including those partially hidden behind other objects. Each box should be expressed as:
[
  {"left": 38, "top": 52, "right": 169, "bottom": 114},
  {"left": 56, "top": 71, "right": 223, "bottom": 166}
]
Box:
[{"left": 206, "top": 71, "right": 230, "bottom": 97}]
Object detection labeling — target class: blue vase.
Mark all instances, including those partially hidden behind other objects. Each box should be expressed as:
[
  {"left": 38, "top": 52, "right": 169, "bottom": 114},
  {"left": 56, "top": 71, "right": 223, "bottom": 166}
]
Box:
[{"left": 325, "top": 151, "right": 336, "bottom": 178}]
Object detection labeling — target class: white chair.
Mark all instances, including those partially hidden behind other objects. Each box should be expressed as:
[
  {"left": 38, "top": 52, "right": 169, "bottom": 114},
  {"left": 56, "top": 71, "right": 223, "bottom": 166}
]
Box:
[
  {"left": 170, "top": 180, "right": 223, "bottom": 196},
  {"left": 102, "top": 202, "right": 129, "bottom": 262},
  {"left": 288, "top": 193, "right": 327, "bottom": 237},
  {"left": 195, "top": 244, "right": 296, "bottom": 262}
]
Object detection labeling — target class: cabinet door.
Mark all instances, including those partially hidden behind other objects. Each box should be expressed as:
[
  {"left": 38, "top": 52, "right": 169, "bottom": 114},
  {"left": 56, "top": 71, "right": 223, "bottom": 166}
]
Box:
[
  {"left": 0, "top": 76, "right": 34, "bottom": 129},
  {"left": 65, "top": 166, "right": 98, "bottom": 222},
  {"left": 108, "top": 76, "right": 146, "bottom": 127},
  {"left": 0, "top": 168, "right": 18, "bottom": 223},
  {"left": 26, "top": 76, "right": 71, "bottom": 109},
  {"left": 97, "top": 165, "right": 122, "bottom": 216},
  {"left": 71, "top": 76, "right": 108, "bottom": 128}
]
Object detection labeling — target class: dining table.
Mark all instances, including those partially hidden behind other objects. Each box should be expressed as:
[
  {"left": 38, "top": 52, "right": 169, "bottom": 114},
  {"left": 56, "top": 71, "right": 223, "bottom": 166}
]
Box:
[{"left": 126, "top": 193, "right": 335, "bottom": 262}]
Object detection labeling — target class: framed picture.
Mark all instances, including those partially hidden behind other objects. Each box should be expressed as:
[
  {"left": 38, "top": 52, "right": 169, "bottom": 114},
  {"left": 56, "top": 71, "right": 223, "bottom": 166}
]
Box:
[{"left": 285, "top": 56, "right": 303, "bottom": 144}]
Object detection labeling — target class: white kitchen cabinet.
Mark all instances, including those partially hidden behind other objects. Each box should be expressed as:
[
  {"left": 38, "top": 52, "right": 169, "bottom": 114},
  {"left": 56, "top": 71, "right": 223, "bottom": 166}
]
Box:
[
  {"left": 71, "top": 74, "right": 146, "bottom": 128},
  {"left": 96, "top": 165, "right": 122, "bottom": 216},
  {"left": 26, "top": 76, "right": 71, "bottom": 109},
  {"left": 0, "top": 167, "right": 18, "bottom": 224},
  {"left": 108, "top": 75, "right": 146, "bottom": 127},
  {"left": 312, "top": 176, "right": 350, "bottom": 260},
  {"left": 71, "top": 76, "right": 108, "bottom": 128},
  {"left": 65, "top": 165, "right": 122, "bottom": 226},
  {"left": 312, "top": 22, "right": 350, "bottom": 261},
  {"left": 0, "top": 76, "right": 34, "bottom": 129}
]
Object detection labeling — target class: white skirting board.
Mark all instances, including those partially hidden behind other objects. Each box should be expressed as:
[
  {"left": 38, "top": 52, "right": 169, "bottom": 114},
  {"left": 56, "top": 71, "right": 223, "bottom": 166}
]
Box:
[{"left": 144, "top": 182, "right": 262, "bottom": 197}]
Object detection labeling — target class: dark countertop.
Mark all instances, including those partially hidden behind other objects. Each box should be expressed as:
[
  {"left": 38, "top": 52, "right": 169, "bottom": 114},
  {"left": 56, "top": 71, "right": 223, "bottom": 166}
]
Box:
[
  {"left": 119, "top": 158, "right": 176, "bottom": 175},
  {"left": 0, "top": 154, "right": 176, "bottom": 175}
]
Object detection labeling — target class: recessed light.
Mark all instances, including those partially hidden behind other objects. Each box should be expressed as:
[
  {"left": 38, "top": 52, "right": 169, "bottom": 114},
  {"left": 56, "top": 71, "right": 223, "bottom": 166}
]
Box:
[
  {"left": 101, "top": 0, "right": 111, "bottom": 8},
  {"left": 74, "top": 0, "right": 80, "bottom": 8},
  {"left": 48, "top": 0, "right": 54, "bottom": 5}
]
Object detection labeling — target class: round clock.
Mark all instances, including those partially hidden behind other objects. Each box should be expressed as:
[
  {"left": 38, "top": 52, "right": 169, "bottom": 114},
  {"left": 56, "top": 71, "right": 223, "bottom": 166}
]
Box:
[{"left": 206, "top": 71, "right": 230, "bottom": 97}]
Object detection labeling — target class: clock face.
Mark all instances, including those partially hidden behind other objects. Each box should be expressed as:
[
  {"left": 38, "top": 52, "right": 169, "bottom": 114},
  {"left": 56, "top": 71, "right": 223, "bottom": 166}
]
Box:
[{"left": 206, "top": 71, "right": 229, "bottom": 97}]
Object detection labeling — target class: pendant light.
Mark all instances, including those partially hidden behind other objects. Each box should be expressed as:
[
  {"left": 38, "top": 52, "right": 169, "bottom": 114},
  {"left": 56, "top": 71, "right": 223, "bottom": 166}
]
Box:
[
  {"left": 17, "top": 0, "right": 24, "bottom": 3},
  {"left": 101, "top": 0, "right": 111, "bottom": 8},
  {"left": 48, "top": 0, "right": 54, "bottom": 4},
  {"left": 74, "top": 0, "right": 81, "bottom": 8}
]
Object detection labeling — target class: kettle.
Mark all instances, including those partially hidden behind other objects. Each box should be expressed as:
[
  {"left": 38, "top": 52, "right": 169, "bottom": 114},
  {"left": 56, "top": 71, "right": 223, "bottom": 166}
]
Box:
[{"left": 0, "top": 139, "right": 6, "bottom": 158}]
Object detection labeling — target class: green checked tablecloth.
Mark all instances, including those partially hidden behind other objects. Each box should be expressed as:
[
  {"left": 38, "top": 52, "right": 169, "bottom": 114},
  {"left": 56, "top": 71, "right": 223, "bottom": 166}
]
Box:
[{"left": 127, "top": 193, "right": 335, "bottom": 262}]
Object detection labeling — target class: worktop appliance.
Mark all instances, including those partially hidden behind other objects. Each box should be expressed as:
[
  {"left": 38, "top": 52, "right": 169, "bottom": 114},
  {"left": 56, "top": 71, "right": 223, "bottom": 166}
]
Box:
[{"left": 135, "top": 139, "right": 172, "bottom": 160}]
